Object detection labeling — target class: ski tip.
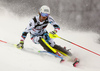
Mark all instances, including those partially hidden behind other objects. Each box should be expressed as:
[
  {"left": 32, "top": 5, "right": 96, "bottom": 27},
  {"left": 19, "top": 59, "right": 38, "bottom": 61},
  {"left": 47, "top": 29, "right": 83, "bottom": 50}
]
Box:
[
  {"left": 60, "top": 59, "right": 65, "bottom": 63},
  {"left": 73, "top": 61, "right": 79, "bottom": 67},
  {"left": 38, "top": 51, "right": 41, "bottom": 52}
]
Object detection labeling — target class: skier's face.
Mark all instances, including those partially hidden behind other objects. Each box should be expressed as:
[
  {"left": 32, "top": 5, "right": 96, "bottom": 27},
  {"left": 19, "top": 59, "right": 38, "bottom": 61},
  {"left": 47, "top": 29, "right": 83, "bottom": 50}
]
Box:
[
  {"left": 40, "top": 16, "right": 48, "bottom": 21},
  {"left": 40, "top": 13, "right": 49, "bottom": 22}
]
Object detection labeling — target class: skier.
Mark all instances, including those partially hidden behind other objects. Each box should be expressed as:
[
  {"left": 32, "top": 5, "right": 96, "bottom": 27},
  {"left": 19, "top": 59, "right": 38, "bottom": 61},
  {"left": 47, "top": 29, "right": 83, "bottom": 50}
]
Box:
[{"left": 17, "top": 5, "right": 79, "bottom": 66}]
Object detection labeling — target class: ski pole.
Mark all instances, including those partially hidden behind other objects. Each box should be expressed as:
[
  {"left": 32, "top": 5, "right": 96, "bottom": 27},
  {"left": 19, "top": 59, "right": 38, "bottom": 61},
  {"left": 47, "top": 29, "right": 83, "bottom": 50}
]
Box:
[{"left": 49, "top": 33, "right": 100, "bottom": 56}]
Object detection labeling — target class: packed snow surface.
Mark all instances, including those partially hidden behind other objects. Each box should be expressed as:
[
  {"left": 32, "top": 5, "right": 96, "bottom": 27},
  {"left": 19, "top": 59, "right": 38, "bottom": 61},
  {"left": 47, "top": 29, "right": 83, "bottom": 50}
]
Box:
[{"left": 0, "top": 7, "right": 100, "bottom": 71}]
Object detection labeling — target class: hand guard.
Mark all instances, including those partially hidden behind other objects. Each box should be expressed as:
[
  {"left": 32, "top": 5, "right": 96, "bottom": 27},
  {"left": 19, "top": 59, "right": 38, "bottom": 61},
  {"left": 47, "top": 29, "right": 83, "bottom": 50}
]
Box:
[
  {"left": 17, "top": 41, "right": 24, "bottom": 49},
  {"left": 50, "top": 30, "right": 57, "bottom": 35}
]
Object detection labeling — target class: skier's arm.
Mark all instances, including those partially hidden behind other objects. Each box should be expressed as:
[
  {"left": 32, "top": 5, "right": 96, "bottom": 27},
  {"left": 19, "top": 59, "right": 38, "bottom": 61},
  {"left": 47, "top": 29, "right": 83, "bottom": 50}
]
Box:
[
  {"left": 52, "top": 24, "right": 60, "bottom": 33},
  {"left": 20, "top": 19, "right": 35, "bottom": 41},
  {"left": 49, "top": 16, "right": 60, "bottom": 34},
  {"left": 17, "top": 19, "right": 35, "bottom": 49}
]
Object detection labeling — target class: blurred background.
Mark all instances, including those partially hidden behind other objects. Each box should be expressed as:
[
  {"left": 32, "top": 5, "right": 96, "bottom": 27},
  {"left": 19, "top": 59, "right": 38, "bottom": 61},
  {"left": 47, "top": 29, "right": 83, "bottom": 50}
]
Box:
[{"left": 0, "top": 0, "right": 100, "bottom": 34}]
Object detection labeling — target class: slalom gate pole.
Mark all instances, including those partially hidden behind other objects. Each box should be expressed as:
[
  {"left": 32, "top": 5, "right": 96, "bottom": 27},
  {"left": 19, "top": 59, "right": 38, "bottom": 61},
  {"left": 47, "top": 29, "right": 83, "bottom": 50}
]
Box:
[
  {"left": 0, "top": 40, "right": 7, "bottom": 43},
  {"left": 0, "top": 40, "right": 14, "bottom": 45},
  {"left": 59, "top": 37, "right": 100, "bottom": 56}
]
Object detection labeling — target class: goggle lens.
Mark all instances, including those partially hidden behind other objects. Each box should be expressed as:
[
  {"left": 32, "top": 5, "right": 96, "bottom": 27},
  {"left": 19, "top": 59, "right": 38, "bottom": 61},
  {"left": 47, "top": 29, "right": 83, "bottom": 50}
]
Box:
[{"left": 41, "top": 13, "right": 49, "bottom": 17}]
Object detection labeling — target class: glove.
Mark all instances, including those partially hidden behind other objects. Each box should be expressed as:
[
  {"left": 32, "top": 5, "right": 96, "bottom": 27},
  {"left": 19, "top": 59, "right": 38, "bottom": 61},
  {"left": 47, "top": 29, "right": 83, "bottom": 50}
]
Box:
[
  {"left": 17, "top": 41, "right": 24, "bottom": 49},
  {"left": 50, "top": 30, "right": 57, "bottom": 35}
]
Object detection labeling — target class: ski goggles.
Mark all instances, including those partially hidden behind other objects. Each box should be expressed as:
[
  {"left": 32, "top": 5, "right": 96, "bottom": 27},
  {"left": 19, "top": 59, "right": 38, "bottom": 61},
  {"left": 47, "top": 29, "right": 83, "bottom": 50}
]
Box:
[{"left": 41, "top": 13, "right": 49, "bottom": 17}]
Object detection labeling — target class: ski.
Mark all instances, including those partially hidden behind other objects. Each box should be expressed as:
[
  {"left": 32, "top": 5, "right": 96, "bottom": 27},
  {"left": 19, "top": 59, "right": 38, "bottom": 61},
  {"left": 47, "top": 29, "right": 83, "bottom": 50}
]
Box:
[{"left": 38, "top": 51, "right": 64, "bottom": 63}]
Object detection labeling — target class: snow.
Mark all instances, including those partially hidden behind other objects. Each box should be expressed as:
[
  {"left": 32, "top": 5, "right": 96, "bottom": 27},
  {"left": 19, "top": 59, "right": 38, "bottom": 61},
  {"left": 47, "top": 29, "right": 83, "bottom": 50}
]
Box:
[{"left": 0, "top": 7, "right": 100, "bottom": 71}]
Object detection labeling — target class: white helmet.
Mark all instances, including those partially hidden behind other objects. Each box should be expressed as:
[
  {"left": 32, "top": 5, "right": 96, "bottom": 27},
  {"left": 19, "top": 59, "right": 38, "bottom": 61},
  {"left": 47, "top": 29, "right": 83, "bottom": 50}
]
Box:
[{"left": 39, "top": 5, "right": 50, "bottom": 14}]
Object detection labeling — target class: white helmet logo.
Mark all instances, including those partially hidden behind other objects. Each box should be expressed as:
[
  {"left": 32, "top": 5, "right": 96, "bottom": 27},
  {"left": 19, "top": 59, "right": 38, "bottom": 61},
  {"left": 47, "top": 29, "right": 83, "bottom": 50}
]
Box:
[{"left": 44, "top": 9, "right": 49, "bottom": 12}]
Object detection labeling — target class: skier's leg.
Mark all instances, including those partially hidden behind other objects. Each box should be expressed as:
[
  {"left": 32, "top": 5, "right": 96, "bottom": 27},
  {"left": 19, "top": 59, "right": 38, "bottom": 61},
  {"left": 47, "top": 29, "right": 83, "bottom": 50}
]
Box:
[
  {"left": 53, "top": 45, "right": 72, "bottom": 56},
  {"left": 31, "top": 34, "right": 71, "bottom": 56},
  {"left": 38, "top": 37, "right": 57, "bottom": 53},
  {"left": 53, "top": 45, "right": 80, "bottom": 65},
  {"left": 30, "top": 32, "right": 56, "bottom": 53}
]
